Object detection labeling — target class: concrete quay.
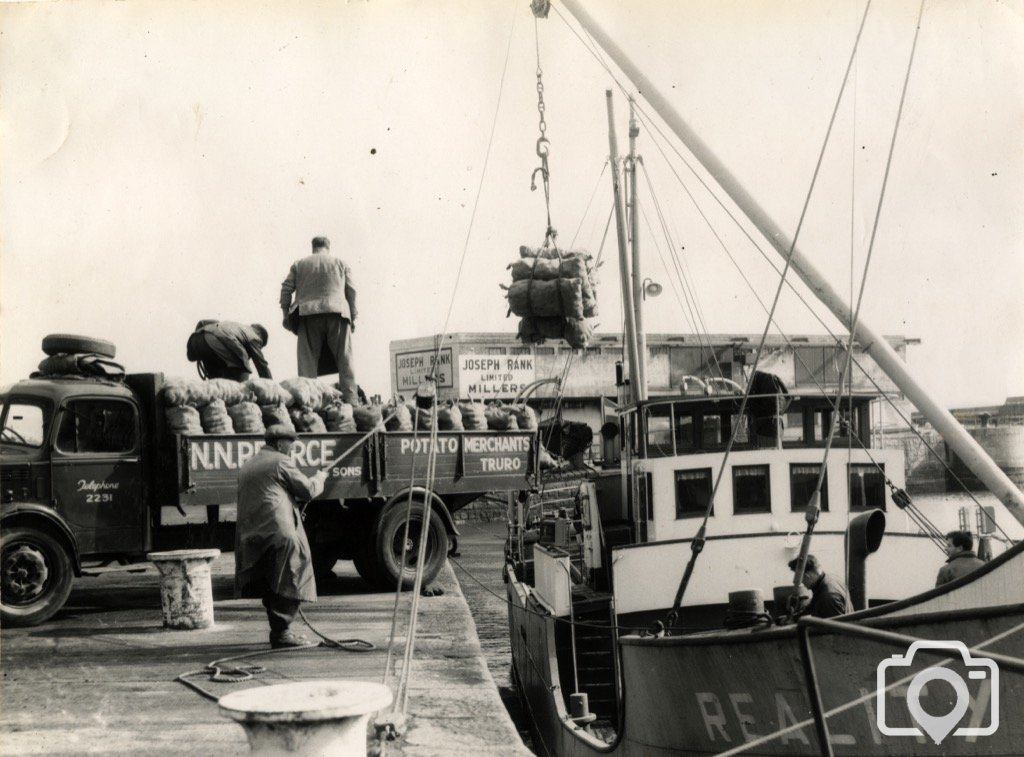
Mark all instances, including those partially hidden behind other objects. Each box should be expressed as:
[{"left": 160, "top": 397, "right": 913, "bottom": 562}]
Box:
[{"left": 0, "top": 554, "right": 532, "bottom": 756}]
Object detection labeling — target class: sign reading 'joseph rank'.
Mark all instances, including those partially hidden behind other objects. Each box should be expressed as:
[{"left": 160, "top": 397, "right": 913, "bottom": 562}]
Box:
[
  {"left": 394, "top": 348, "right": 454, "bottom": 393},
  {"left": 459, "top": 353, "right": 536, "bottom": 398}
]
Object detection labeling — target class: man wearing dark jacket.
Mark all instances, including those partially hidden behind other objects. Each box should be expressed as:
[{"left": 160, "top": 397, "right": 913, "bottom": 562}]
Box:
[
  {"left": 936, "top": 530, "right": 986, "bottom": 586},
  {"left": 235, "top": 424, "right": 327, "bottom": 647},
  {"left": 788, "top": 553, "right": 851, "bottom": 618},
  {"left": 187, "top": 320, "right": 272, "bottom": 381}
]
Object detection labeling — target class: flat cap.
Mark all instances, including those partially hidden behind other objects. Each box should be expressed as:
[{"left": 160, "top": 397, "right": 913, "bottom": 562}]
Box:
[
  {"left": 788, "top": 554, "right": 821, "bottom": 572},
  {"left": 265, "top": 424, "right": 298, "bottom": 443}
]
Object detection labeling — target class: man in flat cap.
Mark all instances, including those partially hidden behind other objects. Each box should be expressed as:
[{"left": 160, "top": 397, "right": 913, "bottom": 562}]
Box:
[
  {"left": 235, "top": 424, "right": 328, "bottom": 647},
  {"left": 787, "top": 553, "right": 851, "bottom": 618},
  {"left": 186, "top": 319, "right": 272, "bottom": 381},
  {"left": 279, "top": 236, "right": 358, "bottom": 403}
]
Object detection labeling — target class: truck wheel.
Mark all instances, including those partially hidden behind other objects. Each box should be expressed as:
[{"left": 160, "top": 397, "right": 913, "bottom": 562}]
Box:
[
  {"left": 1, "top": 526, "right": 74, "bottom": 627},
  {"left": 41, "top": 334, "right": 116, "bottom": 358},
  {"left": 374, "top": 501, "right": 448, "bottom": 590}
]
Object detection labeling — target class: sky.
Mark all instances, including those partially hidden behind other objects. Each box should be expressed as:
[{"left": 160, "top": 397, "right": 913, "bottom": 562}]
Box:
[{"left": 1, "top": 0, "right": 1022, "bottom": 409}]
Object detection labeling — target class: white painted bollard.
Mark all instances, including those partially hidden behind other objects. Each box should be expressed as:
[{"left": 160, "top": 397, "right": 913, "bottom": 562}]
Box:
[
  {"left": 218, "top": 680, "right": 393, "bottom": 756},
  {"left": 147, "top": 549, "right": 221, "bottom": 629}
]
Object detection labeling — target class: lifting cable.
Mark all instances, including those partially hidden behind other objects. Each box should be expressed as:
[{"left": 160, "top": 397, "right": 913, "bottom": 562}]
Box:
[
  {"left": 530, "top": 7, "right": 557, "bottom": 247},
  {"left": 667, "top": 1, "right": 874, "bottom": 627}
]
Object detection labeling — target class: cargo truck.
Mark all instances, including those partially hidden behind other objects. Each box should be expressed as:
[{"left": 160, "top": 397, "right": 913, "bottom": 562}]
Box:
[{"left": 1, "top": 356, "right": 538, "bottom": 626}]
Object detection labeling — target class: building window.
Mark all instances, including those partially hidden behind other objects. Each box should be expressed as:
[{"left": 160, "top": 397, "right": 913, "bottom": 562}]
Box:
[
  {"left": 56, "top": 400, "right": 138, "bottom": 454},
  {"left": 790, "top": 463, "right": 828, "bottom": 512},
  {"left": 849, "top": 464, "right": 886, "bottom": 510},
  {"left": 646, "top": 405, "right": 673, "bottom": 457},
  {"left": 485, "top": 347, "right": 506, "bottom": 355},
  {"left": 733, "top": 465, "right": 771, "bottom": 514},
  {"left": 676, "top": 468, "right": 712, "bottom": 519},
  {"left": 534, "top": 347, "right": 555, "bottom": 355},
  {"left": 508, "top": 346, "right": 531, "bottom": 355}
]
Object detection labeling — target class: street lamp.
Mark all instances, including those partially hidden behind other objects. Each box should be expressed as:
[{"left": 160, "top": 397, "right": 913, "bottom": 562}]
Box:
[{"left": 642, "top": 277, "right": 662, "bottom": 300}]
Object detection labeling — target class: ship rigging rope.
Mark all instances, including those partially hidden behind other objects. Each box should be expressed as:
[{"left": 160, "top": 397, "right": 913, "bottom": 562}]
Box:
[{"left": 665, "top": 1, "right": 875, "bottom": 625}]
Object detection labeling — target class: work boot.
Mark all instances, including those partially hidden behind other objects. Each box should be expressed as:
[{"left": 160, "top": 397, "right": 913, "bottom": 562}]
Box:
[{"left": 270, "top": 630, "right": 312, "bottom": 649}]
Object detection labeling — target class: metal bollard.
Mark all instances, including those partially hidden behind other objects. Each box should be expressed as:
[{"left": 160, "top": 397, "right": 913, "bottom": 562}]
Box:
[
  {"left": 219, "top": 680, "right": 393, "bottom": 756},
  {"left": 147, "top": 549, "right": 221, "bottom": 629}
]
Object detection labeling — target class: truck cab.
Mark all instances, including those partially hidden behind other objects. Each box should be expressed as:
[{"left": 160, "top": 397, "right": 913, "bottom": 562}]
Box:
[{"left": 1, "top": 376, "right": 151, "bottom": 625}]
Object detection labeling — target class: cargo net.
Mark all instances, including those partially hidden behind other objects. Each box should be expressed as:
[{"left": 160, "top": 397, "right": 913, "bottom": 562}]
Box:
[{"left": 504, "top": 245, "right": 597, "bottom": 350}]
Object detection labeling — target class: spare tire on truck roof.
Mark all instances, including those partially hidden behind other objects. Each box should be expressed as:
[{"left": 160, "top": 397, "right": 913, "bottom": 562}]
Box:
[{"left": 41, "top": 334, "right": 117, "bottom": 358}]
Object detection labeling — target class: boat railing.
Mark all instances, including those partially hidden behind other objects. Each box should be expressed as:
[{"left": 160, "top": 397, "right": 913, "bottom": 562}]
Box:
[{"left": 794, "top": 615, "right": 1024, "bottom": 757}]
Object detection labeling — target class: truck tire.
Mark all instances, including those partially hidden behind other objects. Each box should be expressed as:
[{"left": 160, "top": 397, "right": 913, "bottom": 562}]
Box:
[
  {"left": 374, "top": 501, "right": 448, "bottom": 590},
  {"left": 1, "top": 526, "right": 74, "bottom": 627},
  {"left": 42, "top": 334, "right": 117, "bottom": 358}
]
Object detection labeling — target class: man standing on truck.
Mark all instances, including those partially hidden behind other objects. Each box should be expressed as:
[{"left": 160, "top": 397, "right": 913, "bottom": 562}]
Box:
[
  {"left": 279, "top": 236, "right": 358, "bottom": 403},
  {"left": 186, "top": 320, "right": 273, "bottom": 381},
  {"left": 235, "top": 424, "right": 328, "bottom": 647}
]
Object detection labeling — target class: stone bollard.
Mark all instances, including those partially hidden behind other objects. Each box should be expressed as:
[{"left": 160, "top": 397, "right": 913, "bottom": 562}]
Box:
[
  {"left": 147, "top": 549, "right": 221, "bottom": 629},
  {"left": 219, "top": 680, "right": 393, "bottom": 756}
]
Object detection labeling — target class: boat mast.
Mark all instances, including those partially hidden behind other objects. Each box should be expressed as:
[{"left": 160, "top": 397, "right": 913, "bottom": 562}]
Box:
[
  {"left": 627, "top": 96, "right": 649, "bottom": 401},
  {"left": 561, "top": 0, "right": 1024, "bottom": 522},
  {"left": 606, "top": 90, "right": 642, "bottom": 405}
]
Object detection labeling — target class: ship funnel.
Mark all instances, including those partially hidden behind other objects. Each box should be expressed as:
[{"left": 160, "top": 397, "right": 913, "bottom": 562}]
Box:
[{"left": 845, "top": 509, "right": 886, "bottom": 611}]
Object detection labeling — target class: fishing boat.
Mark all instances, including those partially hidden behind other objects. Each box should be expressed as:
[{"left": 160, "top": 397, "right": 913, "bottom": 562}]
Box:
[{"left": 505, "top": 2, "right": 1024, "bottom": 755}]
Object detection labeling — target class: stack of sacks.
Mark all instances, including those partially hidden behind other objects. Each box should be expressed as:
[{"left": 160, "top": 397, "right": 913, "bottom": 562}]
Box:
[
  {"left": 227, "top": 401, "right": 265, "bottom": 434},
  {"left": 162, "top": 377, "right": 213, "bottom": 408},
  {"left": 320, "top": 402, "right": 357, "bottom": 433},
  {"left": 166, "top": 405, "right": 203, "bottom": 434},
  {"left": 291, "top": 407, "right": 327, "bottom": 433},
  {"left": 407, "top": 402, "right": 434, "bottom": 430},
  {"left": 508, "top": 403, "right": 538, "bottom": 430},
  {"left": 505, "top": 245, "right": 598, "bottom": 349},
  {"left": 261, "top": 403, "right": 294, "bottom": 431},
  {"left": 201, "top": 399, "right": 234, "bottom": 434},
  {"left": 206, "top": 378, "right": 252, "bottom": 405},
  {"left": 459, "top": 401, "right": 488, "bottom": 431},
  {"left": 437, "top": 401, "right": 464, "bottom": 431},
  {"left": 247, "top": 378, "right": 292, "bottom": 407},
  {"left": 320, "top": 384, "right": 344, "bottom": 406},
  {"left": 484, "top": 402, "right": 518, "bottom": 430},
  {"left": 353, "top": 404, "right": 385, "bottom": 432},
  {"left": 384, "top": 399, "right": 413, "bottom": 431},
  {"left": 281, "top": 377, "right": 325, "bottom": 411}
]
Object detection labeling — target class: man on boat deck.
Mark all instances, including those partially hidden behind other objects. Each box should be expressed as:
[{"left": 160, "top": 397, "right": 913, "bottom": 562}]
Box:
[
  {"left": 235, "top": 424, "right": 328, "bottom": 647},
  {"left": 935, "top": 530, "right": 986, "bottom": 586},
  {"left": 787, "top": 554, "right": 851, "bottom": 618}
]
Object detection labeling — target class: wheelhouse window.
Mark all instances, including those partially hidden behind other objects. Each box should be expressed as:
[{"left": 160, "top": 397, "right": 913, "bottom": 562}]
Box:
[
  {"left": 645, "top": 405, "right": 673, "bottom": 457},
  {"left": 56, "top": 400, "right": 138, "bottom": 454},
  {"left": 675, "top": 468, "right": 712, "bottom": 519},
  {"left": 675, "top": 411, "right": 696, "bottom": 452},
  {"left": 782, "top": 411, "right": 804, "bottom": 443},
  {"left": 733, "top": 465, "right": 771, "bottom": 514},
  {"left": 790, "top": 464, "right": 828, "bottom": 512},
  {"left": 849, "top": 464, "right": 886, "bottom": 510},
  {"left": 0, "top": 401, "right": 47, "bottom": 447}
]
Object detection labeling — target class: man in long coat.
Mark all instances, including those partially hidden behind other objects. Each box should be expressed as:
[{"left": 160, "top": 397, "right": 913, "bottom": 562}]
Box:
[{"left": 235, "top": 424, "right": 327, "bottom": 647}]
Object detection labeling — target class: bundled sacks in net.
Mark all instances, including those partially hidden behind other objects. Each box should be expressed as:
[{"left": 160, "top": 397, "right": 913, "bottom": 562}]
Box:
[
  {"left": 291, "top": 407, "right": 327, "bottom": 433},
  {"left": 513, "top": 247, "right": 598, "bottom": 318},
  {"left": 506, "top": 278, "right": 583, "bottom": 319},
  {"left": 459, "top": 401, "right": 488, "bottom": 431},
  {"left": 200, "top": 399, "right": 234, "bottom": 434},
  {"left": 437, "top": 402, "right": 464, "bottom": 431},
  {"left": 384, "top": 399, "right": 413, "bottom": 431},
  {"left": 281, "top": 377, "right": 325, "bottom": 411},
  {"left": 227, "top": 401, "right": 265, "bottom": 434},
  {"left": 166, "top": 405, "right": 203, "bottom": 434},
  {"left": 517, "top": 316, "right": 593, "bottom": 350},
  {"left": 248, "top": 378, "right": 292, "bottom": 407},
  {"left": 320, "top": 402, "right": 357, "bottom": 433},
  {"left": 261, "top": 403, "right": 294, "bottom": 431},
  {"left": 353, "top": 404, "right": 385, "bottom": 432}
]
